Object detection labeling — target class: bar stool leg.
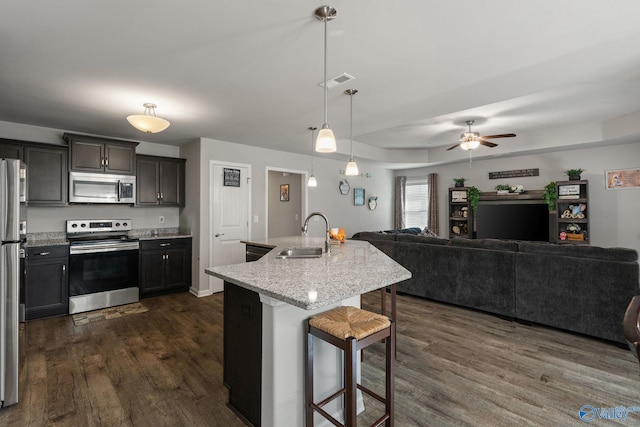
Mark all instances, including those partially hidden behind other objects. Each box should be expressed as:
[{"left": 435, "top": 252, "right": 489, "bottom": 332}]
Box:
[
  {"left": 386, "top": 321, "right": 396, "bottom": 426},
  {"left": 345, "top": 336, "right": 357, "bottom": 427},
  {"left": 305, "top": 319, "right": 314, "bottom": 427}
]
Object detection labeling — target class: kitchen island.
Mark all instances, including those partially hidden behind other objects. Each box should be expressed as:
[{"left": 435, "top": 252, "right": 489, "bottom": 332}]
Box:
[{"left": 205, "top": 236, "right": 410, "bottom": 427}]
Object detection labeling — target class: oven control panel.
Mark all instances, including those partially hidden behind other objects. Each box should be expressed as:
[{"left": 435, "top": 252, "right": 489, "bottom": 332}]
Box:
[{"left": 66, "top": 219, "right": 132, "bottom": 234}]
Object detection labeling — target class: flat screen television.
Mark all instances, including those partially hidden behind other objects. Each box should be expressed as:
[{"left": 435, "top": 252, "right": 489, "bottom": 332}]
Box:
[{"left": 475, "top": 202, "right": 550, "bottom": 242}]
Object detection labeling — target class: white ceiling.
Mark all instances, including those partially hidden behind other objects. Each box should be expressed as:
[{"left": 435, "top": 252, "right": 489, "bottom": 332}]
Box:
[{"left": 2, "top": 1, "right": 640, "bottom": 168}]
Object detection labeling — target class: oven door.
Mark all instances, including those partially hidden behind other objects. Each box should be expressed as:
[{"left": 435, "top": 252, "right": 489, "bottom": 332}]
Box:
[{"left": 68, "top": 243, "right": 139, "bottom": 314}]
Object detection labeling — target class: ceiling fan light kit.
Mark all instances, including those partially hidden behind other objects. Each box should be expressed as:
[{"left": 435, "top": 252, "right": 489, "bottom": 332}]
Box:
[
  {"left": 314, "top": 5, "right": 337, "bottom": 153},
  {"left": 127, "top": 103, "right": 170, "bottom": 133},
  {"left": 447, "top": 120, "right": 516, "bottom": 151}
]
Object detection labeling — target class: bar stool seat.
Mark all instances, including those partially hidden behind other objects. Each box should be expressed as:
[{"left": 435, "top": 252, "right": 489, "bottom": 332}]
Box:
[{"left": 305, "top": 306, "right": 395, "bottom": 427}]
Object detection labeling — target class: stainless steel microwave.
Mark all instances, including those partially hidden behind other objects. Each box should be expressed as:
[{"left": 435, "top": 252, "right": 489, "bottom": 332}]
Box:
[{"left": 69, "top": 172, "right": 136, "bottom": 204}]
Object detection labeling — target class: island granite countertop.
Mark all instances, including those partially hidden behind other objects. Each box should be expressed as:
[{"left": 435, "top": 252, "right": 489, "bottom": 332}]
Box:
[{"left": 206, "top": 236, "right": 411, "bottom": 310}]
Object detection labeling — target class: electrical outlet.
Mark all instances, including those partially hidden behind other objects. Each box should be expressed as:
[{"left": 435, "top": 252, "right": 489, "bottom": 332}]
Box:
[
  {"left": 254, "top": 215, "right": 259, "bottom": 223},
  {"left": 159, "top": 216, "right": 165, "bottom": 224}
]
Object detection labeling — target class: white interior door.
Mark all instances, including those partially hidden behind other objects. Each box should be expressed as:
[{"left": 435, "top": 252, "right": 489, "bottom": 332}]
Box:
[{"left": 210, "top": 162, "right": 250, "bottom": 293}]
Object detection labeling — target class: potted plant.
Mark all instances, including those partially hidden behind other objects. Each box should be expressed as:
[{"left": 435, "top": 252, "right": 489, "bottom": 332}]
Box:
[
  {"left": 453, "top": 177, "right": 467, "bottom": 187},
  {"left": 565, "top": 168, "right": 584, "bottom": 180},
  {"left": 467, "top": 186, "right": 481, "bottom": 212},
  {"left": 495, "top": 184, "right": 510, "bottom": 195},
  {"left": 542, "top": 181, "right": 557, "bottom": 211}
]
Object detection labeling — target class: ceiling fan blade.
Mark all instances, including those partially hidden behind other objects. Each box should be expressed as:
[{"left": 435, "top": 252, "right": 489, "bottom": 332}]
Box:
[
  {"left": 479, "top": 140, "right": 498, "bottom": 148},
  {"left": 446, "top": 143, "right": 461, "bottom": 151},
  {"left": 479, "top": 133, "right": 516, "bottom": 139}
]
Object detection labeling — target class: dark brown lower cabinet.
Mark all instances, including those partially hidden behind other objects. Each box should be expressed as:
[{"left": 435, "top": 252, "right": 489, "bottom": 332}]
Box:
[
  {"left": 25, "top": 245, "right": 69, "bottom": 320},
  {"left": 224, "top": 281, "right": 262, "bottom": 427},
  {"left": 139, "top": 238, "right": 192, "bottom": 297}
]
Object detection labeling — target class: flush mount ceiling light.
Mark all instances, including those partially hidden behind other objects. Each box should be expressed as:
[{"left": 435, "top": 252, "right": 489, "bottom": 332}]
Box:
[
  {"left": 308, "top": 126, "right": 318, "bottom": 187},
  {"left": 344, "top": 89, "right": 359, "bottom": 176},
  {"left": 314, "top": 5, "right": 337, "bottom": 153},
  {"left": 127, "top": 103, "right": 170, "bottom": 133}
]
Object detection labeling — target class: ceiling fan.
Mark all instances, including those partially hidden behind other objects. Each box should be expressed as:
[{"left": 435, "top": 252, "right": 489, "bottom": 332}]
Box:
[{"left": 446, "top": 120, "right": 516, "bottom": 151}]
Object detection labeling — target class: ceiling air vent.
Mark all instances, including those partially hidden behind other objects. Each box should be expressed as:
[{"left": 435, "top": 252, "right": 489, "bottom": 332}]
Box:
[{"left": 319, "top": 73, "right": 355, "bottom": 89}]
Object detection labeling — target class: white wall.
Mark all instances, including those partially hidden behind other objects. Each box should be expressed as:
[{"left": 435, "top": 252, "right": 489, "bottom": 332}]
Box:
[
  {"left": 181, "top": 137, "right": 394, "bottom": 294},
  {"left": 398, "top": 141, "right": 640, "bottom": 255}
]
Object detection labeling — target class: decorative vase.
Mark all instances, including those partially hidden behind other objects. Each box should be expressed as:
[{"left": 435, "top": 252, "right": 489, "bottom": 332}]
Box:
[
  {"left": 454, "top": 182, "right": 464, "bottom": 187},
  {"left": 569, "top": 175, "right": 581, "bottom": 181}
]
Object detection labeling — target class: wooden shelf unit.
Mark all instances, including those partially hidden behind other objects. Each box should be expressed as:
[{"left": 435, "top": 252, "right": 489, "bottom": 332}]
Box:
[
  {"left": 449, "top": 187, "right": 473, "bottom": 239},
  {"left": 556, "top": 180, "right": 589, "bottom": 245}
]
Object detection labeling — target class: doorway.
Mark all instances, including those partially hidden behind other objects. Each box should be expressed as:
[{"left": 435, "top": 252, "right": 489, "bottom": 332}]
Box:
[
  {"left": 209, "top": 161, "right": 251, "bottom": 293},
  {"left": 265, "top": 168, "right": 307, "bottom": 240}
]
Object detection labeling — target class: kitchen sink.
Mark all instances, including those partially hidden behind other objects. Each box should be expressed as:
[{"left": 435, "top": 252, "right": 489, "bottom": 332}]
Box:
[{"left": 275, "top": 247, "right": 323, "bottom": 259}]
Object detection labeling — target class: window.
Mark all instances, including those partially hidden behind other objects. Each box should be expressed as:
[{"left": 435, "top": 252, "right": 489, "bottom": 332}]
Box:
[{"left": 404, "top": 176, "right": 428, "bottom": 228}]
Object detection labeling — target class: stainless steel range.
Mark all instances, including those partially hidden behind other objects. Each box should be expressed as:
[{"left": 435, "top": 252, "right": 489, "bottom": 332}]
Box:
[{"left": 66, "top": 219, "right": 139, "bottom": 314}]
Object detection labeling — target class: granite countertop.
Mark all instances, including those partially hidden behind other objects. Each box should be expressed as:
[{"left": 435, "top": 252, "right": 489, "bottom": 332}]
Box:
[
  {"left": 24, "top": 232, "right": 68, "bottom": 248},
  {"left": 206, "top": 236, "right": 411, "bottom": 310},
  {"left": 134, "top": 233, "right": 192, "bottom": 240}
]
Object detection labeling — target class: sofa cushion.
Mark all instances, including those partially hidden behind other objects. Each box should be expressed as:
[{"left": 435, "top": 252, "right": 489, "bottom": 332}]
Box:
[
  {"left": 396, "top": 234, "right": 449, "bottom": 245},
  {"left": 381, "top": 227, "right": 422, "bottom": 235},
  {"left": 354, "top": 231, "right": 397, "bottom": 242},
  {"left": 517, "top": 241, "right": 638, "bottom": 262},
  {"left": 449, "top": 237, "right": 519, "bottom": 252}
]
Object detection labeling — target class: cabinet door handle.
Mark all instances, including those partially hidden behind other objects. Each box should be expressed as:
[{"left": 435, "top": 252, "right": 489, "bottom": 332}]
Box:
[
  {"left": 159, "top": 243, "right": 171, "bottom": 247},
  {"left": 160, "top": 192, "right": 164, "bottom": 201},
  {"left": 157, "top": 192, "right": 161, "bottom": 201},
  {"left": 105, "top": 157, "right": 109, "bottom": 168},
  {"left": 62, "top": 265, "right": 66, "bottom": 274},
  {"left": 101, "top": 157, "right": 105, "bottom": 167},
  {"left": 214, "top": 233, "right": 224, "bottom": 237},
  {"left": 39, "top": 252, "right": 50, "bottom": 256}
]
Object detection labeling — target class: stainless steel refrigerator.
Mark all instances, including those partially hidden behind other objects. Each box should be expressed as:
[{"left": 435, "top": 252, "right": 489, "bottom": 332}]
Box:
[{"left": 0, "top": 158, "right": 23, "bottom": 408}]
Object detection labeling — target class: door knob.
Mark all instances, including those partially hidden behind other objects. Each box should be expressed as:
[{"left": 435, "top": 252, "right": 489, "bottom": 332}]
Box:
[{"left": 215, "top": 233, "right": 225, "bottom": 237}]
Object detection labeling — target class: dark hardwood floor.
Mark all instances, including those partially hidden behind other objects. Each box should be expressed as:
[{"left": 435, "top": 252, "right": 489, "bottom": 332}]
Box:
[{"left": 1, "top": 290, "right": 639, "bottom": 426}]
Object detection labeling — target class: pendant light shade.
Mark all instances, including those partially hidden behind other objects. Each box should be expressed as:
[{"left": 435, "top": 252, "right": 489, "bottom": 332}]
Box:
[
  {"left": 127, "top": 103, "right": 170, "bottom": 133},
  {"left": 315, "top": 125, "right": 336, "bottom": 153},
  {"left": 344, "top": 89, "right": 359, "bottom": 176},
  {"left": 315, "top": 6, "right": 337, "bottom": 153},
  {"left": 308, "top": 126, "right": 318, "bottom": 187}
]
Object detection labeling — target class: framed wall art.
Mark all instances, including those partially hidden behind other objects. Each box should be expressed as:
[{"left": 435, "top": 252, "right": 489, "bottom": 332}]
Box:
[
  {"left": 280, "top": 184, "right": 289, "bottom": 201},
  {"left": 605, "top": 168, "right": 640, "bottom": 189},
  {"left": 354, "top": 188, "right": 365, "bottom": 206}
]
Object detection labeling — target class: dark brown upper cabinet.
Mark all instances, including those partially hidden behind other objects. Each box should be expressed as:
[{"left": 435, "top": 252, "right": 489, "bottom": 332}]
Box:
[
  {"left": 64, "top": 133, "right": 138, "bottom": 175},
  {"left": 136, "top": 155, "right": 186, "bottom": 207}
]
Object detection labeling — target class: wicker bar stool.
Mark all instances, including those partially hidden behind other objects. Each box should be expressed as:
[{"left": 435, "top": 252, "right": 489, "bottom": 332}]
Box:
[{"left": 305, "top": 306, "right": 395, "bottom": 427}]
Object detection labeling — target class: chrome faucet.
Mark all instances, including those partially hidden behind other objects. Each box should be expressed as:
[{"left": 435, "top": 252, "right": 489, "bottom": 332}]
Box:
[{"left": 302, "top": 212, "right": 331, "bottom": 254}]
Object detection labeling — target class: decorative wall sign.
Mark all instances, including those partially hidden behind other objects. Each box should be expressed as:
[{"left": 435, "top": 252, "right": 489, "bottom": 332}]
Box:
[
  {"left": 223, "top": 168, "right": 241, "bottom": 187},
  {"left": 368, "top": 196, "right": 378, "bottom": 210},
  {"left": 280, "top": 184, "right": 289, "bottom": 201},
  {"left": 605, "top": 168, "right": 640, "bottom": 189},
  {"left": 339, "top": 179, "right": 350, "bottom": 195},
  {"left": 354, "top": 188, "right": 365, "bottom": 206},
  {"left": 488, "top": 168, "right": 539, "bottom": 180}
]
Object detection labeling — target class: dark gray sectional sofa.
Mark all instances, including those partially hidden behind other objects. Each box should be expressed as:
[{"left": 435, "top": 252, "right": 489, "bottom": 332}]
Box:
[{"left": 352, "top": 231, "right": 640, "bottom": 344}]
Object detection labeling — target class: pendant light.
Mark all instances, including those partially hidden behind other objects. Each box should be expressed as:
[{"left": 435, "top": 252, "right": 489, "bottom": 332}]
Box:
[
  {"left": 344, "top": 89, "right": 359, "bottom": 176},
  {"left": 314, "top": 6, "right": 337, "bottom": 153},
  {"left": 127, "top": 103, "right": 170, "bottom": 133},
  {"left": 308, "top": 127, "right": 318, "bottom": 187}
]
